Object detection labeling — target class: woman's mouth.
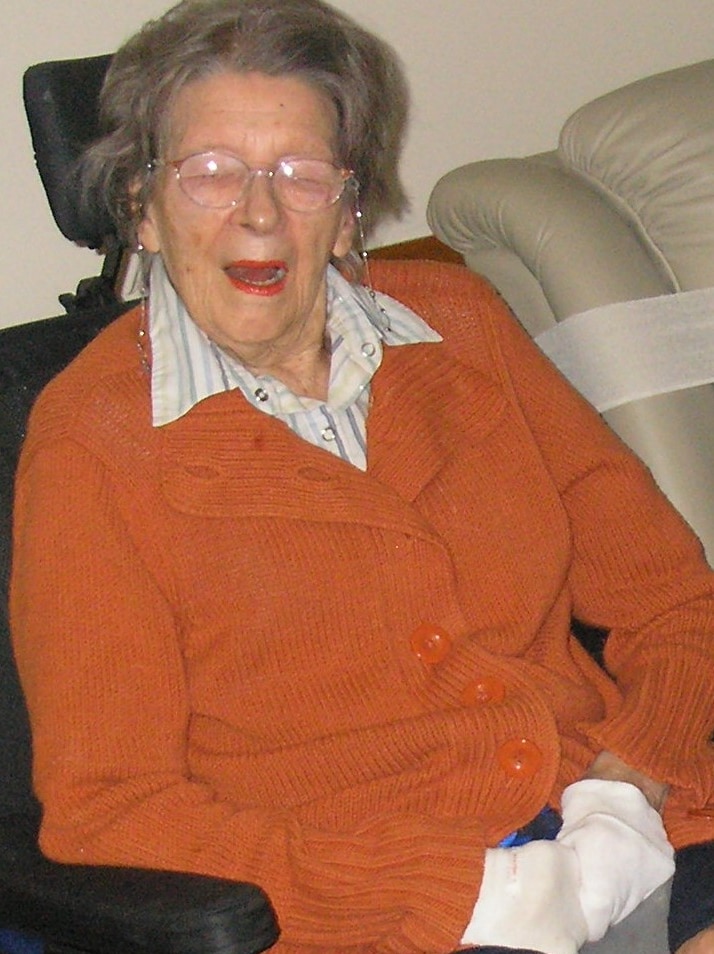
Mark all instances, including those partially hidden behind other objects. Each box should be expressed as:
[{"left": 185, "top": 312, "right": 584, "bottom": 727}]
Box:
[{"left": 225, "top": 260, "right": 288, "bottom": 296}]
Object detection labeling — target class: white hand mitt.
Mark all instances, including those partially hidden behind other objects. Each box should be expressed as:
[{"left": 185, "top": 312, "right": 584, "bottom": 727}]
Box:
[
  {"left": 462, "top": 839, "right": 588, "bottom": 954},
  {"left": 557, "top": 778, "right": 675, "bottom": 941}
]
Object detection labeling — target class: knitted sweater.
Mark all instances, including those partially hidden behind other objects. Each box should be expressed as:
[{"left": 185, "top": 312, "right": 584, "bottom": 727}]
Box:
[{"left": 11, "top": 261, "right": 714, "bottom": 954}]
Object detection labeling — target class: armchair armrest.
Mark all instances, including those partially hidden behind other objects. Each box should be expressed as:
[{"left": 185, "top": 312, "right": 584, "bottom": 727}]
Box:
[
  {"left": 0, "top": 813, "right": 279, "bottom": 954},
  {"left": 427, "top": 153, "right": 668, "bottom": 334}
]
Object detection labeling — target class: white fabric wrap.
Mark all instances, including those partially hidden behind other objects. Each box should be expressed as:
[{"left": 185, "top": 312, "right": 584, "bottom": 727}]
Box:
[
  {"left": 557, "top": 779, "right": 675, "bottom": 942},
  {"left": 461, "top": 779, "right": 674, "bottom": 952},
  {"left": 534, "top": 286, "right": 714, "bottom": 412},
  {"left": 461, "top": 839, "right": 588, "bottom": 954}
]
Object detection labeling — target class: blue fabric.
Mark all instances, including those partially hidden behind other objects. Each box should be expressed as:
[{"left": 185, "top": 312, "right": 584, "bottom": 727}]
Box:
[
  {"left": 498, "top": 805, "right": 563, "bottom": 848},
  {"left": 0, "top": 930, "right": 43, "bottom": 954}
]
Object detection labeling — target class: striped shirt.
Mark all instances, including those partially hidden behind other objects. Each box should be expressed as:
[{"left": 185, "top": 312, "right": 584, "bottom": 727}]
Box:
[{"left": 148, "top": 257, "right": 442, "bottom": 470}]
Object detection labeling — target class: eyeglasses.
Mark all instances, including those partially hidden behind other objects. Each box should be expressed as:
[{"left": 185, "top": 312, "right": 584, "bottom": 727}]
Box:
[{"left": 154, "top": 151, "right": 357, "bottom": 213}]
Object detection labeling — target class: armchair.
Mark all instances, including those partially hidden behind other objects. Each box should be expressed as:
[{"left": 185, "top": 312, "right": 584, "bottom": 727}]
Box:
[
  {"left": 0, "top": 54, "right": 279, "bottom": 954},
  {"left": 427, "top": 58, "right": 714, "bottom": 562}
]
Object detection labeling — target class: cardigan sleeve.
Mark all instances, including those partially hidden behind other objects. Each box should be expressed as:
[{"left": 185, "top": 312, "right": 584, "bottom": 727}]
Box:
[
  {"left": 10, "top": 432, "right": 483, "bottom": 954},
  {"left": 480, "top": 295, "right": 714, "bottom": 807}
]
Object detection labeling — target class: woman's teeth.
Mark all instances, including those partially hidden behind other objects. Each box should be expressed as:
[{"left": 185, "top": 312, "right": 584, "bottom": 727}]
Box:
[{"left": 226, "top": 264, "right": 287, "bottom": 286}]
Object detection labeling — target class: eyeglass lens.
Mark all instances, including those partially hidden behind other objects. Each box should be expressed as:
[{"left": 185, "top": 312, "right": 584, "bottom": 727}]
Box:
[{"left": 174, "top": 152, "right": 351, "bottom": 211}]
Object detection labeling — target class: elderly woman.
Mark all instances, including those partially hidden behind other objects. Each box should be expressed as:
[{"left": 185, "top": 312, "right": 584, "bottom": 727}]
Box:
[{"left": 10, "top": 1, "right": 714, "bottom": 952}]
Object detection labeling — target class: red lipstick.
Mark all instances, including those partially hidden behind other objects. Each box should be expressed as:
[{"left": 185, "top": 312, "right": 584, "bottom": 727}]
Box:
[{"left": 225, "top": 260, "right": 288, "bottom": 296}]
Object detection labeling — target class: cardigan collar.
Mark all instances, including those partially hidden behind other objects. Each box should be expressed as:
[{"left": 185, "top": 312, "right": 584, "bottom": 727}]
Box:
[{"left": 157, "top": 339, "right": 508, "bottom": 532}]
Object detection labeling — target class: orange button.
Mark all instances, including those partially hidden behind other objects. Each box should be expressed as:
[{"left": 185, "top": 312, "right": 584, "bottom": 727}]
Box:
[
  {"left": 410, "top": 623, "right": 453, "bottom": 665},
  {"left": 497, "top": 738, "right": 543, "bottom": 778},
  {"left": 461, "top": 676, "right": 506, "bottom": 706}
]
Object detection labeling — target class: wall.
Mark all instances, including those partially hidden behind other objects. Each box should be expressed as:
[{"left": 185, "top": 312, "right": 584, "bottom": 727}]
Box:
[{"left": 3, "top": 0, "right": 714, "bottom": 328}]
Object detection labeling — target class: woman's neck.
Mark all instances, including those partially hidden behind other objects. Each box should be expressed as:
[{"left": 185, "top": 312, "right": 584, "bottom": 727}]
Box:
[{"left": 235, "top": 340, "right": 331, "bottom": 402}]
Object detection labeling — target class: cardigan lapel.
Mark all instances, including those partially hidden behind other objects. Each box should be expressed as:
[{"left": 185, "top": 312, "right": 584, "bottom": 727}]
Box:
[
  {"left": 366, "top": 342, "right": 507, "bottom": 500},
  {"left": 157, "top": 390, "right": 434, "bottom": 539},
  {"left": 158, "top": 341, "right": 506, "bottom": 538}
]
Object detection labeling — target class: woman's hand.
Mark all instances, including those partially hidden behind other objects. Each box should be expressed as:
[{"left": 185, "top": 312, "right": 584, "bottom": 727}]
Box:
[
  {"left": 585, "top": 750, "right": 668, "bottom": 813},
  {"left": 677, "top": 926, "right": 714, "bottom": 953}
]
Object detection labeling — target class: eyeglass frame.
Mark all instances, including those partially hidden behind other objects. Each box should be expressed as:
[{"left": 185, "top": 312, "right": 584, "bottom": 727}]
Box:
[{"left": 148, "top": 151, "right": 358, "bottom": 213}]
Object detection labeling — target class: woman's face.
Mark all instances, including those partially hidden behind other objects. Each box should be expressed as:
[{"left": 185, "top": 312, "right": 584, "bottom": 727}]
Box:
[{"left": 138, "top": 71, "right": 355, "bottom": 368}]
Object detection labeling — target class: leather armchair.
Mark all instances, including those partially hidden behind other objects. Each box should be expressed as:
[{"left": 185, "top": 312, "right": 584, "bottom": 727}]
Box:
[{"left": 427, "top": 59, "right": 714, "bottom": 562}]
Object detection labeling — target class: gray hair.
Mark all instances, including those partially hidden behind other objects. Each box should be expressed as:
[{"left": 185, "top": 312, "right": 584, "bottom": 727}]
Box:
[{"left": 79, "top": 0, "right": 410, "bottom": 246}]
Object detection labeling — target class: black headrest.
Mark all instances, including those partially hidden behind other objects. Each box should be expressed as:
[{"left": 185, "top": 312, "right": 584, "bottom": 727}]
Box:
[{"left": 23, "top": 54, "right": 114, "bottom": 250}]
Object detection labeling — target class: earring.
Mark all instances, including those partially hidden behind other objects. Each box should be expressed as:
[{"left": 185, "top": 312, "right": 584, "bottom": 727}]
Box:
[
  {"left": 353, "top": 201, "right": 391, "bottom": 334},
  {"left": 136, "top": 250, "right": 152, "bottom": 374}
]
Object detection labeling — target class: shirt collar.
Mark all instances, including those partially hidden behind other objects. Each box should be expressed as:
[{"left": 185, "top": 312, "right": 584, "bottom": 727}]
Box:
[{"left": 147, "top": 255, "right": 441, "bottom": 426}]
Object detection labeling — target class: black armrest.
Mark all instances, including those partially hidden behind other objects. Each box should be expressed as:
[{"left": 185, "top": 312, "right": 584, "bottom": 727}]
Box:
[
  {"left": 0, "top": 814, "right": 279, "bottom": 954},
  {"left": 669, "top": 842, "right": 714, "bottom": 952}
]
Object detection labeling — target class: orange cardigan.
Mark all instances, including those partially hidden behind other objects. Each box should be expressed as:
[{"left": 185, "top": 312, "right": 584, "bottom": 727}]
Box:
[{"left": 11, "top": 262, "right": 714, "bottom": 954}]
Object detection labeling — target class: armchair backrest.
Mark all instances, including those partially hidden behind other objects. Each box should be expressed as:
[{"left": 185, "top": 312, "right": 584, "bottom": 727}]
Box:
[
  {"left": 428, "top": 58, "right": 714, "bottom": 331},
  {"left": 558, "top": 59, "right": 714, "bottom": 297}
]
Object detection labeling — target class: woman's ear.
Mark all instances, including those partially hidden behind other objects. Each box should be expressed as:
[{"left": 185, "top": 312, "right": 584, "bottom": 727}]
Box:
[
  {"left": 331, "top": 204, "right": 356, "bottom": 260},
  {"left": 130, "top": 177, "right": 161, "bottom": 254},
  {"left": 136, "top": 207, "right": 161, "bottom": 254}
]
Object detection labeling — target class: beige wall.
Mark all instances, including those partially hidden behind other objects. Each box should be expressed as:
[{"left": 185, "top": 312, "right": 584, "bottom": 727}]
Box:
[{"left": 3, "top": 0, "right": 714, "bottom": 328}]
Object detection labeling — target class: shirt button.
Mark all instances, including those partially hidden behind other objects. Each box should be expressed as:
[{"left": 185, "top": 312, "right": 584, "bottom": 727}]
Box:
[
  {"left": 410, "top": 623, "right": 453, "bottom": 665},
  {"left": 254, "top": 387, "right": 269, "bottom": 402},
  {"left": 361, "top": 342, "right": 377, "bottom": 357},
  {"left": 321, "top": 427, "right": 336, "bottom": 442},
  {"left": 461, "top": 676, "right": 506, "bottom": 706},
  {"left": 497, "top": 738, "right": 543, "bottom": 778}
]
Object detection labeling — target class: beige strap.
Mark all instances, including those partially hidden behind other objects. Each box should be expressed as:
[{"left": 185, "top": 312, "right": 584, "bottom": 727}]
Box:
[{"left": 535, "top": 287, "right": 714, "bottom": 412}]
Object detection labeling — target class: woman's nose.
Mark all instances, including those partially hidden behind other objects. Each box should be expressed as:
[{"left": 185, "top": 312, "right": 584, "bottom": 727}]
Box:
[{"left": 230, "top": 170, "right": 282, "bottom": 232}]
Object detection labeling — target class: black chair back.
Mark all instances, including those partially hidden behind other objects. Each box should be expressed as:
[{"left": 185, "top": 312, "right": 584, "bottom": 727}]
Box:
[
  {"left": 23, "top": 55, "right": 114, "bottom": 250},
  {"left": 23, "top": 55, "right": 124, "bottom": 314},
  {"left": 0, "top": 302, "right": 132, "bottom": 818}
]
